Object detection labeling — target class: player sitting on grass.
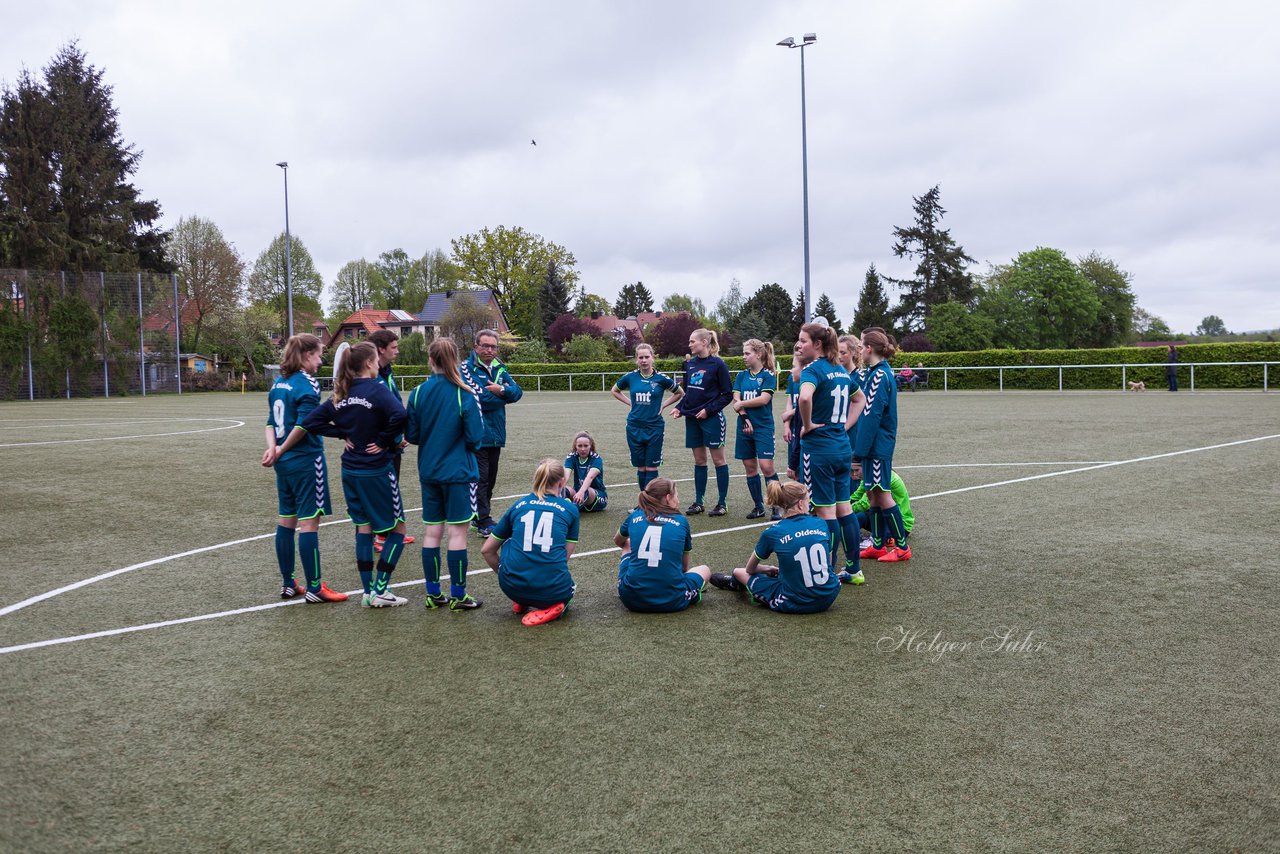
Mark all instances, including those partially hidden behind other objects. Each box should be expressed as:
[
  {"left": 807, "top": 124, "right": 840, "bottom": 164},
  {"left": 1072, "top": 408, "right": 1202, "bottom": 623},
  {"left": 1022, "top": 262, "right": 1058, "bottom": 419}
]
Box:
[
  {"left": 295, "top": 342, "right": 411, "bottom": 608},
  {"left": 615, "top": 478, "right": 711, "bottom": 613},
  {"left": 708, "top": 481, "right": 843, "bottom": 613},
  {"left": 480, "top": 458, "right": 579, "bottom": 627},
  {"left": 563, "top": 431, "right": 608, "bottom": 512},
  {"left": 850, "top": 462, "right": 913, "bottom": 553},
  {"left": 405, "top": 338, "right": 485, "bottom": 611},
  {"left": 262, "top": 333, "right": 347, "bottom": 603}
]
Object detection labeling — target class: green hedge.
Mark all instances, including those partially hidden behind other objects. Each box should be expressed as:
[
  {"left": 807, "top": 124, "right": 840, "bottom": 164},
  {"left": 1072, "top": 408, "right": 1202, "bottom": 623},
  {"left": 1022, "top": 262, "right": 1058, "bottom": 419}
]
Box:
[
  {"left": 900, "top": 342, "right": 1280, "bottom": 390},
  {"left": 387, "top": 343, "right": 1279, "bottom": 392}
]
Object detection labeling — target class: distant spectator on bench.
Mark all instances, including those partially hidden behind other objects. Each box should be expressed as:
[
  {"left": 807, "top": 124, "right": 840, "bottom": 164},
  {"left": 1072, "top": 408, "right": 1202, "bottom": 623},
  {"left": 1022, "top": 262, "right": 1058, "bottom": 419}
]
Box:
[
  {"left": 914, "top": 363, "right": 928, "bottom": 388},
  {"left": 895, "top": 366, "right": 917, "bottom": 392}
]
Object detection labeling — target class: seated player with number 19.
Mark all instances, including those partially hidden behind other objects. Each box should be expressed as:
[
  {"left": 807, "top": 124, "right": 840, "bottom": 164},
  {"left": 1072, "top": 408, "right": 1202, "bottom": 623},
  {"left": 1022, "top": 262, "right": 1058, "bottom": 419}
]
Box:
[
  {"left": 615, "top": 478, "right": 710, "bottom": 613},
  {"left": 709, "top": 480, "right": 840, "bottom": 614},
  {"left": 480, "top": 458, "right": 580, "bottom": 627}
]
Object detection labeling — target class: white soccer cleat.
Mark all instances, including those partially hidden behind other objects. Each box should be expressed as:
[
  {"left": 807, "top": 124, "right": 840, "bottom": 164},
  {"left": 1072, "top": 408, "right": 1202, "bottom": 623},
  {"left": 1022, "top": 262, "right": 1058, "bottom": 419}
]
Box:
[{"left": 367, "top": 591, "right": 408, "bottom": 608}]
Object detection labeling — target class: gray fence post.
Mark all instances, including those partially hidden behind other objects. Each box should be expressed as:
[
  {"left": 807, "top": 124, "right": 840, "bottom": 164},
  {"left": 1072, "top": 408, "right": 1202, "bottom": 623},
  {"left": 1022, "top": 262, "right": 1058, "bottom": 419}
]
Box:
[
  {"left": 999, "top": 367, "right": 1004, "bottom": 391},
  {"left": 1121, "top": 365, "right": 1126, "bottom": 390},
  {"left": 1058, "top": 366, "right": 1063, "bottom": 391},
  {"left": 101, "top": 272, "right": 110, "bottom": 398},
  {"left": 1190, "top": 364, "right": 1195, "bottom": 391},
  {"left": 138, "top": 272, "right": 146, "bottom": 396},
  {"left": 174, "top": 273, "right": 182, "bottom": 394}
]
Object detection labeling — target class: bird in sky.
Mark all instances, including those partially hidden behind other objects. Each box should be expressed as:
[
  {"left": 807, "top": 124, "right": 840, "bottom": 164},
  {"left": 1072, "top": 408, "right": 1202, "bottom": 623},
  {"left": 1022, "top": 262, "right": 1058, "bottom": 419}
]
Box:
[{"left": 531, "top": 139, "right": 537, "bottom": 146}]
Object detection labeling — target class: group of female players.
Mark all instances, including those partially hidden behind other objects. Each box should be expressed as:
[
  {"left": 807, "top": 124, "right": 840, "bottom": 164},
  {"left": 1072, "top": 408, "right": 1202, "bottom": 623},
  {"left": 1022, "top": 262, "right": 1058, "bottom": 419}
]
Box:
[{"left": 262, "top": 321, "right": 908, "bottom": 625}]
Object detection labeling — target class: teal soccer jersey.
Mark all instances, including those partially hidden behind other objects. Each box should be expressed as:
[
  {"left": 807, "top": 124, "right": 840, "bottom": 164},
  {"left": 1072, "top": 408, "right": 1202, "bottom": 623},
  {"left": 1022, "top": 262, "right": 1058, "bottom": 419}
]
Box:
[
  {"left": 565, "top": 452, "right": 607, "bottom": 500},
  {"left": 267, "top": 371, "right": 323, "bottom": 470},
  {"left": 616, "top": 370, "right": 677, "bottom": 426},
  {"left": 752, "top": 514, "right": 841, "bottom": 611},
  {"left": 491, "top": 493, "right": 580, "bottom": 605},
  {"left": 852, "top": 361, "right": 898, "bottom": 461},
  {"left": 616, "top": 510, "right": 700, "bottom": 613},
  {"left": 799, "top": 358, "right": 854, "bottom": 456},
  {"left": 733, "top": 368, "right": 776, "bottom": 432}
]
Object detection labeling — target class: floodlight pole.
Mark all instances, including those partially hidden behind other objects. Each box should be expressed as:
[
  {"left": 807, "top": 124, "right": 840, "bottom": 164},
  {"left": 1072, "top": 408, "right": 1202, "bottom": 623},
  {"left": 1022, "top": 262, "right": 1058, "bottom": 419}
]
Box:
[
  {"left": 778, "top": 33, "right": 817, "bottom": 323},
  {"left": 277, "top": 161, "right": 294, "bottom": 337}
]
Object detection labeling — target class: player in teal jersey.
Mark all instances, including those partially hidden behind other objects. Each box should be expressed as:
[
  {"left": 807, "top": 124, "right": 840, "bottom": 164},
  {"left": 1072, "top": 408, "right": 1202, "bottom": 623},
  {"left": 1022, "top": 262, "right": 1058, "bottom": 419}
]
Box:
[
  {"left": 797, "top": 323, "right": 864, "bottom": 585},
  {"left": 611, "top": 343, "right": 683, "bottom": 491},
  {"left": 563, "top": 431, "right": 608, "bottom": 512},
  {"left": 262, "top": 334, "right": 347, "bottom": 603},
  {"left": 708, "top": 480, "right": 841, "bottom": 613},
  {"left": 292, "top": 342, "right": 411, "bottom": 608},
  {"left": 405, "top": 338, "right": 485, "bottom": 611},
  {"left": 731, "top": 339, "right": 780, "bottom": 520},
  {"left": 781, "top": 342, "right": 808, "bottom": 482},
  {"left": 368, "top": 329, "right": 415, "bottom": 552},
  {"left": 615, "top": 478, "right": 710, "bottom": 613},
  {"left": 480, "top": 458, "right": 580, "bottom": 627},
  {"left": 855, "top": 328, "right": 911, "bottom": 563}
]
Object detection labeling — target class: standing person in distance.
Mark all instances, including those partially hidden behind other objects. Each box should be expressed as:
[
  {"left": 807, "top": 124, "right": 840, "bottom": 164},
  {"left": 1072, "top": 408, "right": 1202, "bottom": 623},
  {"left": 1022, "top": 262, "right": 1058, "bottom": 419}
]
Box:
[
  {"left": 611, "top": 343, "right": 683, "bottom": 491},
  {"left": 671, "top": 328, "right": 733, "bottom": 516},
  {"left": 731, "top": 339, "right": 780, "bottom": 520},
  {"left": 708, "top": 481, "right": 841, "bottom": 614},
  {"left": 855, "top": 328, "right": 911, "bottom": 563},
  {"left": 480, "top": 459, "right": 580, "bottom": 627},
  {"left": 405, "top": 338, "right": 485, "bottom": 611},
  {"left": 368, "top": 329, "right": 415, "bottom": 552},
  {"left": 293, "top": 342, "right": 411, "bottom": 607},
  {"left": 781, "top": 341, "right": 808, "bottom": 482},
  {"left": 262, "top": 333, "right": 347, "bottom": 603},
  {"left": 1166, "top": 345, "right": 1179, "bottom": 392},
  {"left": 462, "top": 329, "right": 524, "bottom": 537},
  {"left": 564, "top": 431, "right": 608, "bottom": 512},
  {"left": 615, "top": 478, "right": 710, "bottom": 613},
  {"left": 796, "top": 323, "right": 864, "bottom": 584}
]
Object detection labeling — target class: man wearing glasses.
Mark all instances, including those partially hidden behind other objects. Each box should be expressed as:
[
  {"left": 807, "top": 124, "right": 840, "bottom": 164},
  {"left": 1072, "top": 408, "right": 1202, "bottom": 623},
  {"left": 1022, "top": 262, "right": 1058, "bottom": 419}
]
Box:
[{"left": 461, "top": 329, "right": 524, "bottom": 536}]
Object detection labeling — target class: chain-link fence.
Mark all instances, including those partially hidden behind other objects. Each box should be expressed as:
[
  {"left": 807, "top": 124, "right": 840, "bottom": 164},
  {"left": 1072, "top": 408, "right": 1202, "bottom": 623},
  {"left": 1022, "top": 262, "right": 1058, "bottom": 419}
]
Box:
[{"left": 0, "top": 269, "right": 198, "bottom": 400}]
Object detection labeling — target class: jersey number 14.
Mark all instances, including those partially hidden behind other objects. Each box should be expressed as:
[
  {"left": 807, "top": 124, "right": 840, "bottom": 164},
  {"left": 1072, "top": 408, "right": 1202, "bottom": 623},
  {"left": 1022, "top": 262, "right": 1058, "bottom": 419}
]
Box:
[{"left": 520, "top": 510, "right": 555, "bottom": 552}]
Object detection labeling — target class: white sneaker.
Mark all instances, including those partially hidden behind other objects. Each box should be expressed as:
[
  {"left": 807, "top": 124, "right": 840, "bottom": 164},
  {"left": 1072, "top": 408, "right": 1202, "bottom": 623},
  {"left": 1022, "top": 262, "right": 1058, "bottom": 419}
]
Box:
[{"left": 368, "top": 590, "right": 407, "bottom": 608}]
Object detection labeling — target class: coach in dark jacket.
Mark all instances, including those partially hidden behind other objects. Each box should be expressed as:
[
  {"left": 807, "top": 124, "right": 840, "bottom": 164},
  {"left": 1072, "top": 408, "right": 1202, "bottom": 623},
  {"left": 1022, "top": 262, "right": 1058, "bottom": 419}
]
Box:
[
  {"left": 461, "top": 329, "right": 524, "bottom": 534},
  {"left": 1166, "top": 346, "right": 1179, "bottom": 392}
]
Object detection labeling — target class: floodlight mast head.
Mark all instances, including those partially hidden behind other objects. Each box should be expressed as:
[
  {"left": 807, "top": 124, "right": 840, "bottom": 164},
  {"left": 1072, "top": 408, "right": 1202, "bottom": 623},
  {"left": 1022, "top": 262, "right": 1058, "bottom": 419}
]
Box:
[
  {"left": 776, "top": 36, "right": 796, "bottom": 47},
  {"left": 276, "top": 161, "right": 288, "bottom": 169},
  {"left": 803, "top": 33, "right": 817, "bottom": 44}
]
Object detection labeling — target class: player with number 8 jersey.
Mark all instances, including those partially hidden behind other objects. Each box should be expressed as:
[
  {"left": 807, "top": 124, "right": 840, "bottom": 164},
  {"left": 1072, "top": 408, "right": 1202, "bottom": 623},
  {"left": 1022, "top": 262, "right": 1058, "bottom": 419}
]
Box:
[{"left": 481, "top": 458, "right": 580, "bottom": 624}]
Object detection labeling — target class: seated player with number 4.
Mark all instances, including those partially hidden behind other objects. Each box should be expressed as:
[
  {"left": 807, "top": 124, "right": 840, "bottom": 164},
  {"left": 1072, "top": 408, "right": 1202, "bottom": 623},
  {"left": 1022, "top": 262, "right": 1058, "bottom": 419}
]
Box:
[
  {"left": 708, "top": 481, "right": 841, "bottom": 614},
  {"left": 615, "top": 478, "right": 711, "bottom": 613}
]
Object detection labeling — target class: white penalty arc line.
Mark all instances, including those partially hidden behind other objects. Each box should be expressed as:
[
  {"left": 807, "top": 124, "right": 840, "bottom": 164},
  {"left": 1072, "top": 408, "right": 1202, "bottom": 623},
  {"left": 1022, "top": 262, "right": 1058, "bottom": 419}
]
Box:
[
  {"left": 0, "top": 419, "right": 246, "bottom": 447},
  {"left": 2, "top": 432, "right": 1277, "bottom": 655}
]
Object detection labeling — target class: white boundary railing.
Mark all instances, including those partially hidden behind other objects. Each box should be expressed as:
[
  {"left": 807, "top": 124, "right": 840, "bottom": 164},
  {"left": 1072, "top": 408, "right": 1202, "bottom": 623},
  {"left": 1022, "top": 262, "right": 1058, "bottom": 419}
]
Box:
[{"left": 385, "top": 361, "right": 1277, "bottom": 393}]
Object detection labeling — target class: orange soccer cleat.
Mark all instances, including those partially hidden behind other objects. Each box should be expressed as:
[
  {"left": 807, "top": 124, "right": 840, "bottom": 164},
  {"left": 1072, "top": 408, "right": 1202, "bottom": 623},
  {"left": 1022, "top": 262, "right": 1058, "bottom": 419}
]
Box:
[
  {"left": 878, "top": 544, "right": 912, "bottom": 563},
  {"left": 521, "top": 602, "right": 566, "bottom": 627}
]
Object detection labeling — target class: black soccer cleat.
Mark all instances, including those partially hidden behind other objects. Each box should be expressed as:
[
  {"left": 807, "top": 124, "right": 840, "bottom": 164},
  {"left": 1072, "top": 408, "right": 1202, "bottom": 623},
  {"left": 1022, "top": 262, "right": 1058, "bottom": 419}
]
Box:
[
  {"left": 708, "top": 503, "right": 727, "bottom": 517},
  {"left": 686, "top": 502, "right": 705, "bottom": 515},
  {"left": 708, "top": 573, "right": 745, "bottom": 592},
  {"left": 746, "top": 506, "right": 766, "bottom": 520}
]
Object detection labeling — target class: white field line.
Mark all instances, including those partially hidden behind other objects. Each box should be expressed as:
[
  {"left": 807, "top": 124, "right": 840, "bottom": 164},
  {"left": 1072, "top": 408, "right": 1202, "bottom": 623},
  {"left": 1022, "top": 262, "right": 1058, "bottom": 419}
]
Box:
[
  {"left": 0, "top": 418, "right": 234, "bottom": 430},
  {"left": 1, "top": 432, "right": 1277, "bottom": 655},
  {"left": 0, "top": 419, "right": 245, "bottom": 447}
]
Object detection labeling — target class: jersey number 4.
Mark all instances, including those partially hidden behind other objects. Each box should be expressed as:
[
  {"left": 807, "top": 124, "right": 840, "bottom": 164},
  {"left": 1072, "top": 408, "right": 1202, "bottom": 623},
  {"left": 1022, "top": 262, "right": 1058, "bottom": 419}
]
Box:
[
  {"left": 795, "top": 543, "right": 830, "bottom": 587},
  {"left": 637, "top": 527, "right": 664, "bottom": 567},
  {"left": 520, "top": 510, "right": 555, "bottom": 552}
]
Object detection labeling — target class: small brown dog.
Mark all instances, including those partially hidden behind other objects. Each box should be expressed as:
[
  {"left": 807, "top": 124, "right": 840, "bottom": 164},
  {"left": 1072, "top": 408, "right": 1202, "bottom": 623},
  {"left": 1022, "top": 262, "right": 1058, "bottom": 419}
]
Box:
[{"left": 1127, "top": 381, "right": 1146, "bottom": 391}]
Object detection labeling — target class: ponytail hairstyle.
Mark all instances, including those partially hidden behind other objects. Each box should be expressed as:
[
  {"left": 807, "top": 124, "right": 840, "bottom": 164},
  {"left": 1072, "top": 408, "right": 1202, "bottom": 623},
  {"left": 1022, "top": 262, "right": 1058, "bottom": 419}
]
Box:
[
  {"left": 570, "top": 430, "right": 597, "bottom": 456},
  {"left": 766, "top": 479, "right": 810, "bottom": 514},
  {"left": 691, "top": 327, "right": 720, "bottom": 357},
  {"left": 837, "top": 334, "right": 862, "bottom": 370},
  {"left": 861, "top": 328, "right": 898, "bottom": 360},
  {"left": 280, "top": 333, "right": 322, "bottom": 378},
  {"left": 634, "top": 342, "right": 655, "bottom": 361},
  {"left": 800, "top": 322, "right": 839, "bottom": 362},
  {"left": 638, "top": 477, "right": 679, "bottom": 522},
  {"left": 532, "top": 458, "right": 567, "bottom": 499},
  {"left": 334, "top": 341, "right": 378, "bottom": 401},
  {"left": 743, "top": 338, "right": 776, "bottom": 373},
  {"left": 429, "top": 337, "right": 466, "bottom": 390}
]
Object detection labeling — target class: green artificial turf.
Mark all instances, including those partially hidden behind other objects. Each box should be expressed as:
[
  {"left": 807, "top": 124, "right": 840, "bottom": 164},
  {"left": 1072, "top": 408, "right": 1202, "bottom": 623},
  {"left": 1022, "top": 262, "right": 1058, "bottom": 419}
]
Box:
[{"left": 1, "top": 390, "right": 1277, "bottom": 852}]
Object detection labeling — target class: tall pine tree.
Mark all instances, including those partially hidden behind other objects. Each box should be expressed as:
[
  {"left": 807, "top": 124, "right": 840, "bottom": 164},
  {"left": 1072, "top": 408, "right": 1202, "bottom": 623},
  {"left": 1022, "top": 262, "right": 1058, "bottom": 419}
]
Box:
[
  {"left": 886, "top": 185, "right": 974, "bottom": 331},
  {"left": 538, "top": 260, "right": 572, "bottom": 333},
  {"left": 613, "top": 281, "right": 654, "bottom": 318},
  {"left": 852, "top": 263, "right": 894, "bottom": 334},
  {"left": 812, "top": 293, "right": 842, "bottom": 333},
  {"left": 0, "top": 43, "right": 167, "bottom": 272}
]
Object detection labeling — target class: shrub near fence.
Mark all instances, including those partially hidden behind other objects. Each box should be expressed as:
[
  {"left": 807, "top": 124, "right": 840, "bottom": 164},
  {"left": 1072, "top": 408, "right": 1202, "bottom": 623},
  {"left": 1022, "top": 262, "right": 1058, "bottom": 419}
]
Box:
[{"left": 900, "top": 342, "right": 1280, "bottom": 390}]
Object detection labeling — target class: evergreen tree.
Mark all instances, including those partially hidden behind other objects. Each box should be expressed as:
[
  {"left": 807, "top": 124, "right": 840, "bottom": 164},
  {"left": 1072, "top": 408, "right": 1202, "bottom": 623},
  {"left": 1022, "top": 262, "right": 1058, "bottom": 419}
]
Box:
[
  {"left": 887, "top": 185, "right": 975, "bottom": 331},
  {"left": 852, "top": 263, "right": 894, "bottom": 334},
  {"left": 613, "top": 281, "right": 655, "bottom": 318},
  {"left": 740, "top": 283, "right": 795, "bottom": 344},
  {"left": 0, "top": 43, "right": 168, "bottom": 271},
  {"left": 812, "top": 293, "right": 842, "bottom": 333},
  {"left": 539, "top": 260, "right": 572, "bottom": 333}
]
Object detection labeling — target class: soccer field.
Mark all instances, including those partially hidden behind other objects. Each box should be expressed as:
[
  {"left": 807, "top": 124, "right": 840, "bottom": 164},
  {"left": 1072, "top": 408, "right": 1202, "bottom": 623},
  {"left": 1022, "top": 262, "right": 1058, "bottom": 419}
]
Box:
[{"left": 1, "top": 389, "right": 1277, "bottom": 852}]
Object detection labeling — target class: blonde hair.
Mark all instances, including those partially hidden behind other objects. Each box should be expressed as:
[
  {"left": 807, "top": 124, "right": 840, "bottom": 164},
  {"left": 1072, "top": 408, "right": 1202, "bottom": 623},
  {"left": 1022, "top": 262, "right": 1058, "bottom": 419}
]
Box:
[
  {"left": 429, "top": 338, "right": 466, "bottom": 389},
  {"left": 638, "top": 477, "right": 678, "bottom": 523},
  {"left": 691, "top": 327, "right": 720, "bottom": 356},
  {"left": 334, "top": 341, "right": 378, "bottom": 401},
  {"left": 837, "top": 334, "right": 861, "bottom": 369},
  {"left": 800, "top": 323, "right": 839, "bottom": 362},
  {"left": 280, "top": 333, "right": 322, "bottom": 378},
  {"left": 766, "top": 480, "right": 810, "bottom": 512},
  {"left": 634, "top": 343, "right": 654, "bottom": 360},
  {"left": 742, "top": 338, "right": 775, "bottom": 373},
  {"left": 570, "top": 430, "right": 596, "bottom": 455},
  {"left": 532, "top": 458, "right": 566, "bottom": 499}
]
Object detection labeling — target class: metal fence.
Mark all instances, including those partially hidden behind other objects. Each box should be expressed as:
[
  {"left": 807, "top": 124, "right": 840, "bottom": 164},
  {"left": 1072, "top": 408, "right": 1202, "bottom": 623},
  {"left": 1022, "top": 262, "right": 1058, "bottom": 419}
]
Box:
[{"left": 0, "top": 269, "right": 195, "bottom": 400}]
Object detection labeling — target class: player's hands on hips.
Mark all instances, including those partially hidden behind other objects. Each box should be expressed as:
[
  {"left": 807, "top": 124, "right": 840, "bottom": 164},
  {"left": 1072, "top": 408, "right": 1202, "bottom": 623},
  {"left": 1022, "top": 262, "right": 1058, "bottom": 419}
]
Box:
[{"left": 364, "top": 442, "right": 383, "bottom": 455}]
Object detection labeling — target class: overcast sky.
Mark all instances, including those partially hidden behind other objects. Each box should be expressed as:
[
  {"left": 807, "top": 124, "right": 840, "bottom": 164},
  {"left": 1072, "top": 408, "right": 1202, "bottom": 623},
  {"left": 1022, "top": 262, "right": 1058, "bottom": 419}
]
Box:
[{"left": 4, "top": 0, "right": 1278, "bottom": 333}]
